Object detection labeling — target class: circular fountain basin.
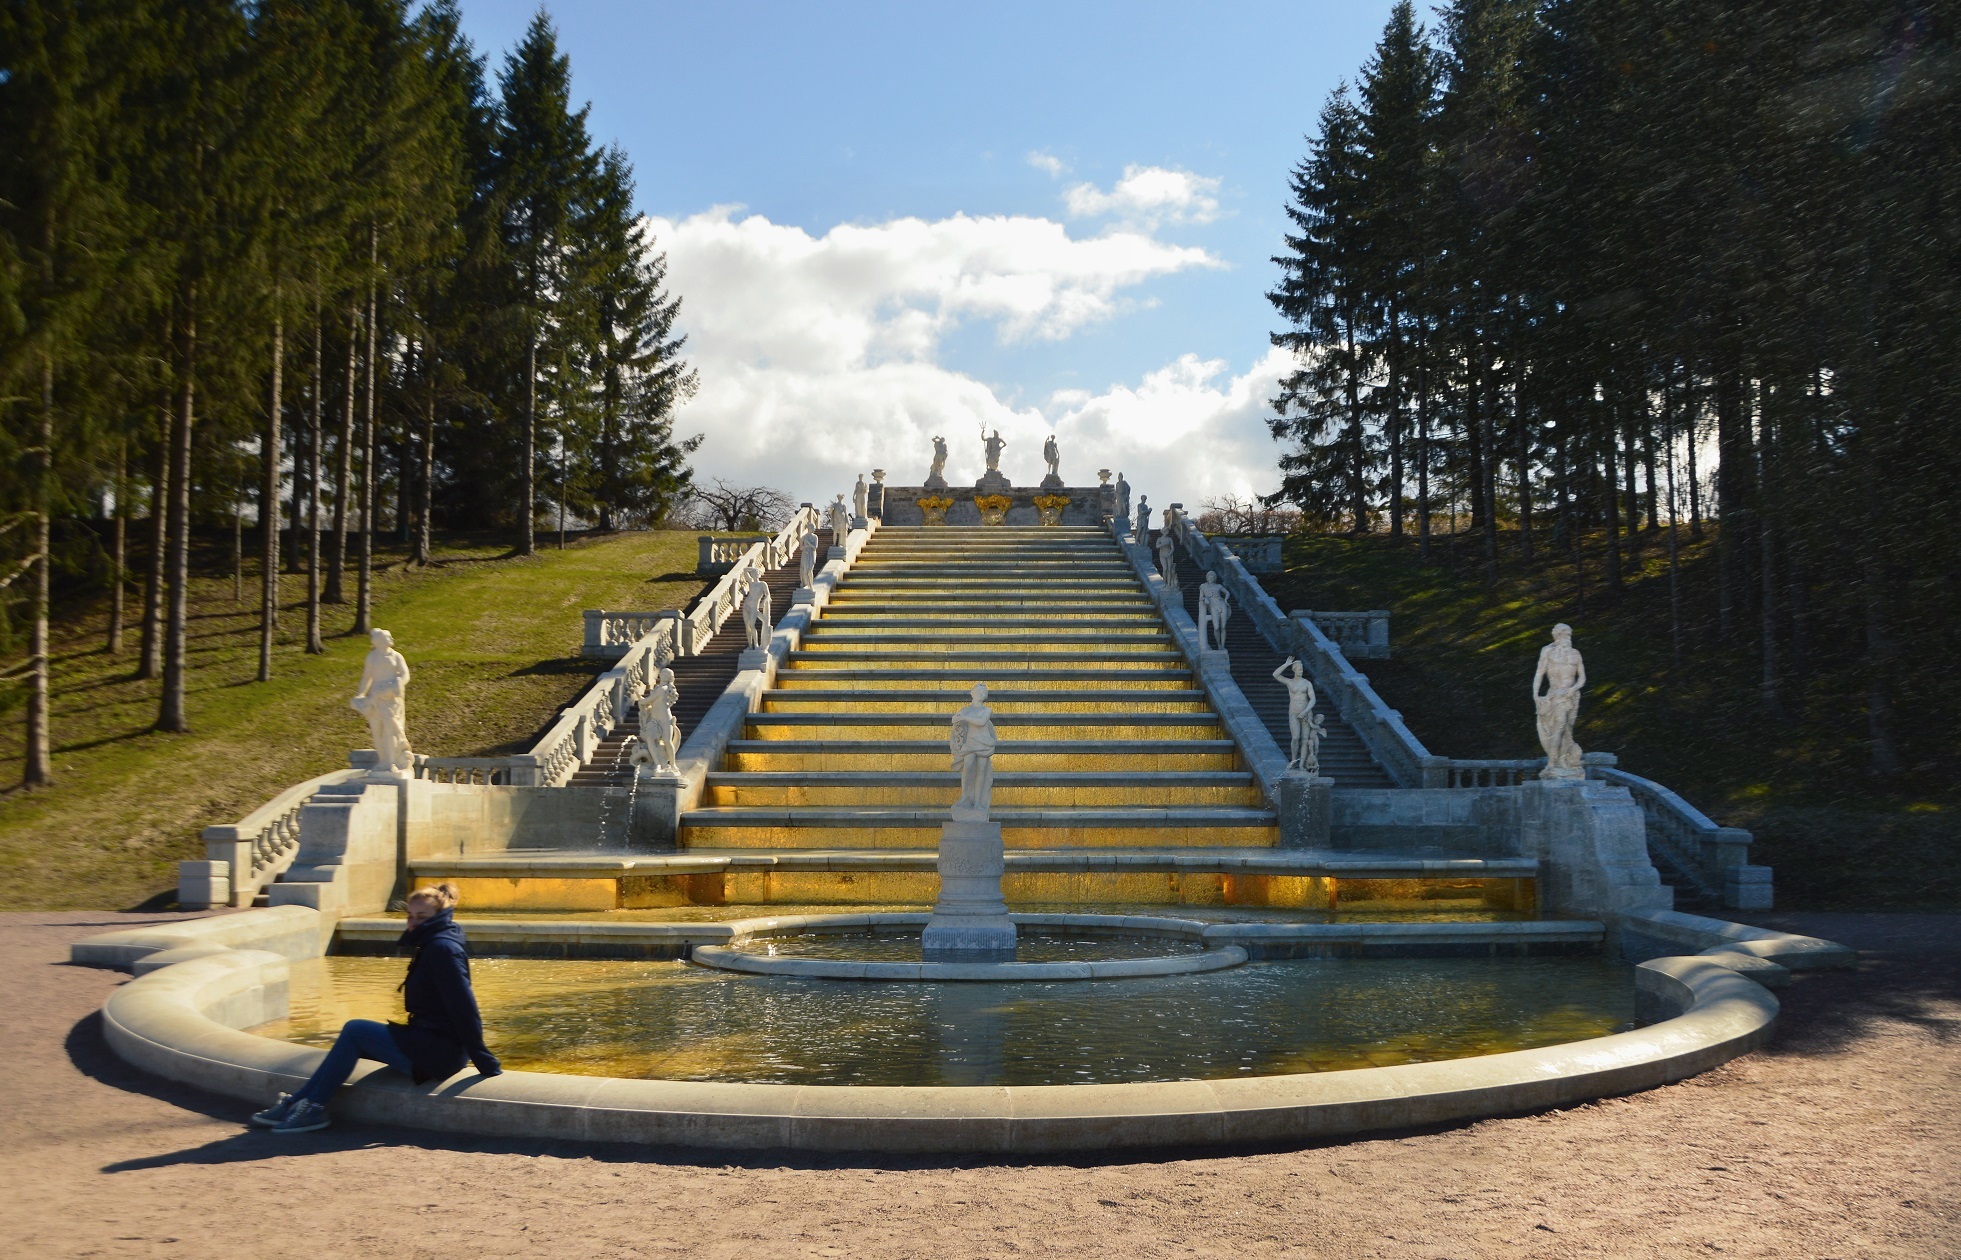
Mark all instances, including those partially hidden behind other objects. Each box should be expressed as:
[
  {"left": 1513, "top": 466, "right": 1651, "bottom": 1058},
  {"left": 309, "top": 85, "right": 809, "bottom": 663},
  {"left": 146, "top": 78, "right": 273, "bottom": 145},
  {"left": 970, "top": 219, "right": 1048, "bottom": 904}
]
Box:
[{"left": 690, "top": 913, "right": 1247, "bottom": 981}]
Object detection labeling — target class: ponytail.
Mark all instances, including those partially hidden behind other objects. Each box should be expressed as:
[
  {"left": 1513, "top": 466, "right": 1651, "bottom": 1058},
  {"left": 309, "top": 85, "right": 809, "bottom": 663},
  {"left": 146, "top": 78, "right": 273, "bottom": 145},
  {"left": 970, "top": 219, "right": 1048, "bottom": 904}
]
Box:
[{"left": 406, "top": 881, "right": 460, "bottom": 913}]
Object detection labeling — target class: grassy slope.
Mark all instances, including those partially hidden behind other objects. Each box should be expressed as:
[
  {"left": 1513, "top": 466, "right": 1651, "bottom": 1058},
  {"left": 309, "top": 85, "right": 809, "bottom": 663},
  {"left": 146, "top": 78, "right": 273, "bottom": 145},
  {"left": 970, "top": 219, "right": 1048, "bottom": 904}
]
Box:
[
  {"left": 0, "top": 531, "right": 705, "bottom": 911},
  {"left": 1268, "top": 529, "right": 1959, "bottom": 912}
]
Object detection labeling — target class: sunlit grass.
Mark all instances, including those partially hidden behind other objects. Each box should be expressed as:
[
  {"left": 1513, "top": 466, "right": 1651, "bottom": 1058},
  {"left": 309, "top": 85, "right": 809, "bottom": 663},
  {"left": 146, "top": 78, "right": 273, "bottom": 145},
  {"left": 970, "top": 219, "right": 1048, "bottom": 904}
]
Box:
[{"left": 0, "top": 530, "right": 706, "bottom": 910}]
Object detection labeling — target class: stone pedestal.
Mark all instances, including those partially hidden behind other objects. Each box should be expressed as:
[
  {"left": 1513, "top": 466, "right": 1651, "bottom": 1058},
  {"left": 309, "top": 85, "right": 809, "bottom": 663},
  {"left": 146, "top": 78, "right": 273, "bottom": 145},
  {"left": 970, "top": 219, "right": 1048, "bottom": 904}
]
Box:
[
  {"left": 850, "top": 514, "right": 868, "bottom": 531},
  {"left": 628, "top": 767, "right": 682, "bottom": 850},
  {"left": 1275, "top": 770, "right": 1333, "bottom": 849},
  {"left": 974, "top": 470, "right": 1012, "bottom": 495},
  {"left": 1040, "top": 473, "right": 1064, "bottom": 490},
  {"left": 1198, "top": 647, "right": 1231, "bottom": 669},
  {"left": 923, "top": 473, "right": 947, "bottom": 491},
  {"left": 922, "top": 820, "right": 1016, "bottom": 954},
  {"left": 737, "top": 647, "right": 770, "bottom": 672},
  {"left": 791, "top": 586, "right": 816, "bottom": 606}
]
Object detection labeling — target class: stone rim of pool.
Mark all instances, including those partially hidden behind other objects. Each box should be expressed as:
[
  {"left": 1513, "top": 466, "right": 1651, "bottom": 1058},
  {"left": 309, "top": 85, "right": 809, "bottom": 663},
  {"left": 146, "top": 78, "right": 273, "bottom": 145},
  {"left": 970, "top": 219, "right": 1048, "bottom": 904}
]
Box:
[{"left": 80, "top": 903, "right": 1853, "bottom": 1154}]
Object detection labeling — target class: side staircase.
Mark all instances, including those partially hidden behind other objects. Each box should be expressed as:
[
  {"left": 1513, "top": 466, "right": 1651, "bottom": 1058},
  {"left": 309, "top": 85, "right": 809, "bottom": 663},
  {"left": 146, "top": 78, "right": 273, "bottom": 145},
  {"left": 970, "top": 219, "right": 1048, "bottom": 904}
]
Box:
[
  {"left": 571, "top": 530, "right": 833, "bottom": 788},
  {"left": 1159, "top": 533, "right": 1394, "bottom": 788}
]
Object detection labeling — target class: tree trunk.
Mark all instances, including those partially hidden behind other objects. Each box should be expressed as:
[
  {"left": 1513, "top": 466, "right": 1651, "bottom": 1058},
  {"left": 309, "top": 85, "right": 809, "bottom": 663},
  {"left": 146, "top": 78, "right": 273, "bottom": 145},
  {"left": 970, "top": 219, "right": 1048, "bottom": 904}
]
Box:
[
  {"left": 326, "top": 302, "right": 356, "bottom": 604},
  {"left": 1863, "top": 553, "right": 1902, "bottom": 778},
  {"left": 306, "top": 302, "right": 324, "bottom": 654},
  {"left": 108, "top": 437, "right": 127, "bottom": 655},
  {"left": 1622, "top": 412, "right": 1641, "bottom": 564},
  {"left": 1665, "top": 394, "right": 1681, "bottom": 665},
  {"left": 356, "top": 229, "right": 377, "bottom": 636},
  {"left": 138, "top": 404, "right": 168, "bottom": 680},
  {"left": 1514, "top": 364, "right": 1532, "bottom": 566},
  {"left": 158, "top": 292, "right": 197, "bottom": 734},
  {"left": 1685, "top": 379, "right": 1703, "bottom": 538},
  {"left": 1601, "top": 435, "right": 1622, "bottom": 594},
  {"left": 231, "top": 498, "right": 241, "bottom": 603},
  {"left": 1714, "top": 365, "right": 1749, "bottom": 638},
  {"left": 417, "top": 341, "right": 435, "bottom": 566},
  {"left": 1416, "top": 326, "right": 1431, "bottom": 560},
  {"left": 522, "top": 332, "right": 537, "bottom": 555},
  {"left": 258, "top": 300, "right": 283, "bottom": 682},
  {"left": 1475, "top": 342, "right": 1498, "bottom": 583},
  {"left": 1344, "top": 313, "right": 1366, "bottom": 535},
  {"left": 24, "top": 355, "right": 54, "bottom": 786},
  {"left": 1385, "top": 311, "right": 1403, "bottom": 539}
]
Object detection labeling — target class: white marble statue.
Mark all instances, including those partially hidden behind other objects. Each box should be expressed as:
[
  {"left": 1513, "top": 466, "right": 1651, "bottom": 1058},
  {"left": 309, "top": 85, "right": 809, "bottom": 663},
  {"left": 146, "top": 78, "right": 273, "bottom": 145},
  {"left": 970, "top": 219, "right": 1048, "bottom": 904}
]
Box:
[
  {"left": 1043, "top": 434, "right": 1060, "bottom": 479},
  {"left": 928, "top": 435, "right": 949, "bottom": 483},
  {"left": 1272, "top": 657, "right": 1324, "bottom": 773},
  {"left": 852, "top": 474, "right": 869, "bottom": 520},
  {"left": 741, "top": 564, "right": 772, "bottom": 650},
  {"left": 1135, "top": 494, "right": 1150, "bottom": 536},
  {"left": 1533, "top": 623, "right": 1587, "bottom": 779},
  {"left": 350, "top": 628, "right": 412, "bottom": 772},
  {"left": 798, "top": 527, "right": 819, "bottom": 588},
  {"left": 829, "top": 494, "right": 850, "bottom": 540},
  {"left": 982, "top": 428, "right": 1006, "bottom": 474},
  {"left": 1155, "top": 529, "right": 1177, "bottom": 589},
  {"left": 1198, "top": 570, "right": 1232, "bottom": 652},
  {"left": 631, "top": 665, "right": 681, "bottom": 776},
  {"left": 949, "top": 683, "right": 999, "bottom": 822}
]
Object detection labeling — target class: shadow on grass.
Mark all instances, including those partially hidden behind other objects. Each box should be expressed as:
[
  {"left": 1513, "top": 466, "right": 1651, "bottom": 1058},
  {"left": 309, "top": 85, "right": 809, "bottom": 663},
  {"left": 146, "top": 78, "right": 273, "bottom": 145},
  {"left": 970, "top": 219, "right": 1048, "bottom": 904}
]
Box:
[
  {"left": 505, "top": 658, "right": 595, "bottom": 679},
  {"left": 648, "top": 570, "right": 699, "bottom": 584}
]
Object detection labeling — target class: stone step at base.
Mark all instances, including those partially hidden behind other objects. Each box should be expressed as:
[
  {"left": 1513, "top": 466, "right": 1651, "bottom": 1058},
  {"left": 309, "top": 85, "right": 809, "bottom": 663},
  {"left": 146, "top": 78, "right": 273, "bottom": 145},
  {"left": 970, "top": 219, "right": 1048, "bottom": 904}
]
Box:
[
  {"left": 785, "top": 650, "right": 1188, "bottom": 668},
  {"left": 703, "top": 770, "right": 1265, "bottom": 808},
  {"left": 771, "top": 669, "right": 1196, "bottom": 690},
  {"left": 679, "top": 810, "right": 1281, "bottom": 851},
  {"left": 758, "top": 690, "right": 1214, "bottom": 714},
  {"left": 743, "top": 715, "right": 1228, "bottom": 741}
]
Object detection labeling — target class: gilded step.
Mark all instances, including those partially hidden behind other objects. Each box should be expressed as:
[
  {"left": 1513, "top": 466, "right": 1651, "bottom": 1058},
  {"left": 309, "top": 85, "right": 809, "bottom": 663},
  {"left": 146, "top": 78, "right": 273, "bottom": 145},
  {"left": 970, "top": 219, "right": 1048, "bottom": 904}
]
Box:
[{"left": 720, "top": 739, "right": 1245, "bottom": 773}]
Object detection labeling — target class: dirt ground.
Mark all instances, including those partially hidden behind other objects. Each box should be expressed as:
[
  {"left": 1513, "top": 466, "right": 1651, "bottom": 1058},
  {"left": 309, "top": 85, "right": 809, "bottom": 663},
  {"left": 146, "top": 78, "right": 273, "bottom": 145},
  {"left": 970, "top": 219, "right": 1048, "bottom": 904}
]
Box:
[{"left": 3, "top": 911, "right": 1955, "bottom": 1260}]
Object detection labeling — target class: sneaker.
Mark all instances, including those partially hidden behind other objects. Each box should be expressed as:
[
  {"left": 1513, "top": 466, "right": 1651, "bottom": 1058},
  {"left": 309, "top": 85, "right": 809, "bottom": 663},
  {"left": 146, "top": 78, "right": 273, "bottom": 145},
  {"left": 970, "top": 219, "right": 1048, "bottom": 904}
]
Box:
[
  {"left": 250, "top": 1092, "right": 298, "bottom": 1127},
  {"left": 271, "top": 1099, "right": 331, "bottom": 1135}
]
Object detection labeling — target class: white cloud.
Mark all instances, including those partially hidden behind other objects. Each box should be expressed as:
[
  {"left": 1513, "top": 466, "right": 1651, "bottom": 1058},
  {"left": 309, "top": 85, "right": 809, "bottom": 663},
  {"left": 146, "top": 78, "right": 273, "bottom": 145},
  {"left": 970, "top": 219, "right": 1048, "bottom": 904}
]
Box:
[
  {"left": 650, "top": 205, "right": 1281, "bottom": 506},
  {"left": 1026, "top": 150, "right": 1068, "bottom": 177},
  {"left": 1064, "top": 164, "right": 1222, "bottom": 228}
]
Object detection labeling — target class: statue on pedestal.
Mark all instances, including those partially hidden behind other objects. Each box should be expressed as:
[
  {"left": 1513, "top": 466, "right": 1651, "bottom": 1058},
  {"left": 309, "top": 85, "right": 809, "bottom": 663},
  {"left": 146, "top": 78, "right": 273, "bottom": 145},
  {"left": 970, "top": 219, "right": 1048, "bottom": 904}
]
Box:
[
  {"left": 741, "top": 565, "right": 772, "bottom": 650},
  {"left": 852, "top": 474, "right": 869, "bottom": 521},
  {"left": 798, "top": 527, "right": 819, "bottom": 589},
  {"left": 829, "top": 494, "right": 850, "bottom": 541},
  {"left": 949, "top": 683, "right": 998, "bottom": 822},
  {"left": 1533, "top": 623, "right": 1587, "bottom": 779},
  {"left": 631, "top": 665, "right": 681, "bottom": 776},
  {"left": 927, "top": 435, "right": 949, "bottom": 488},
  {"left": 982, "top": 428, "right": 1006, "bottom": 474},
  {"left": 1041, "top": 434, "right": 1062, "bottom": 487},
  {"left": 1198, "top": 570, "right": 1232, "bottom": 652},
  {"left": 1272, "top": 657, "right": 1323, "bottom": 772},
  {"left": 1155, "top": 530, "right": 1177, "bottom": 590},
  {"left": 350, "top": 628, "right": 412, "bottom": 772},
  {"left": 1135, "top": 494, "right": 1150, "bottom": 537}
]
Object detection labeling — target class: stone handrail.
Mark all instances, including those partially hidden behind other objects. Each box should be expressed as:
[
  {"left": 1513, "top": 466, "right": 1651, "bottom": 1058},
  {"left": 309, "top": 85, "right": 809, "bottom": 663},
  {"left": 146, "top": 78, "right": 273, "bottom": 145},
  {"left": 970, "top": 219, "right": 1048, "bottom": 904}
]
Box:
[
  {"left": 1299, "top": 610, "right": 1391, "bottom": 659},
  {"left": 412, "top": 757, "right": 515, "bottom": 786},
  {"left": 581, "top": 610, "right": 680, "bottom": 659},
  {"left": 196, "top": 768, "right": 366, "bottom": 907},
  {"left": 1590, "top": 766, "right": 1755, "bottom": 904},
  {"left": 698, "top": 533, "right": 770, "bottom": 574}
]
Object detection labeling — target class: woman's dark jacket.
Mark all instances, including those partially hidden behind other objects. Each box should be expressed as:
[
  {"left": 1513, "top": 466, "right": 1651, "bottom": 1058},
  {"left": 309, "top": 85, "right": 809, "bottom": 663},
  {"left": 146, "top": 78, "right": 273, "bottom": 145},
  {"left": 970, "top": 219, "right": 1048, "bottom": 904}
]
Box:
[{"left": 389, "top": 911, "right": 501, "bottom": 1083}]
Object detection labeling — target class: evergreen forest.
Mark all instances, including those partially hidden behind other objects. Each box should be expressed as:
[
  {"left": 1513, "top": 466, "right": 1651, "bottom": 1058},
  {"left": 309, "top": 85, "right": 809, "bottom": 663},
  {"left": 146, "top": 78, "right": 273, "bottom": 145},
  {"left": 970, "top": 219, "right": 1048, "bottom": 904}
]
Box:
[
  {"left": 1268, "top": 1, "right": 1961, "bottom": 785},
  {"left": 0, "top": 2, "right": 699, "bottom": 786}
]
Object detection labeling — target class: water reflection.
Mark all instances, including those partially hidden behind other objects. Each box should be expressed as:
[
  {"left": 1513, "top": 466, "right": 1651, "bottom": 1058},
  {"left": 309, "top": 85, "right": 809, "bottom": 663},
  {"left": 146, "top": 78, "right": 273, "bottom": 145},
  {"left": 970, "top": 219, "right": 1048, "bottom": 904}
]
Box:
[{"left": 258, "top": 955, "right": 1637, "bottom": 1088}]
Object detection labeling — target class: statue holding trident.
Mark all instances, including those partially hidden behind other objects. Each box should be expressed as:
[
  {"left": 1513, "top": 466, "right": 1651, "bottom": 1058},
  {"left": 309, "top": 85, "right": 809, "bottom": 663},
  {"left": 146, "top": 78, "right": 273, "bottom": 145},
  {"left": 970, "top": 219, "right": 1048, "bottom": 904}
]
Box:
[
  {"left": 1271, "top": 657, "right": 1324, "bottom": 773},
  {"left": 982, "top": 427, "right": 1007, "bottom": 474},
  {"left": 1533, "top": 623, "right": 1587, "bottom": 779},
  {"left": 351, "top": 628, "right": 413, "bottom": 772},
  {"left": 949, "top": 683, "right": 999, "bottom": 821}
]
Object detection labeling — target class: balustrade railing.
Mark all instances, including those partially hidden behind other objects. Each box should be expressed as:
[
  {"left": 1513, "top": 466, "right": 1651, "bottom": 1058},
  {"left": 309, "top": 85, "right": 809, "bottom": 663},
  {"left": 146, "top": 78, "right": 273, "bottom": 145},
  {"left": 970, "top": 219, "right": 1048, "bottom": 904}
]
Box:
[
  {"left": 1299, "top": 610, "right": 1391, "bottom": 659},
  {"left": 1588, "top": 766, "right": 1752, "bottom": 902},
  {"left": 413, "top": 757, "right": 516, "bottom": 786},
  {"left": 199, "top": 767, "right": 366, "bottom": 907}
]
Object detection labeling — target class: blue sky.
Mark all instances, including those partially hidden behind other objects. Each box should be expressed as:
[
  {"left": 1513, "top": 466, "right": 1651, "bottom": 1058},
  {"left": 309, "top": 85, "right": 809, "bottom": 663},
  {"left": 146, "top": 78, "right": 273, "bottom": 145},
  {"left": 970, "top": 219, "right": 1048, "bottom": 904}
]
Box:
[{"left": 455, "top": 1, "right": 1403, "bottom": 501}]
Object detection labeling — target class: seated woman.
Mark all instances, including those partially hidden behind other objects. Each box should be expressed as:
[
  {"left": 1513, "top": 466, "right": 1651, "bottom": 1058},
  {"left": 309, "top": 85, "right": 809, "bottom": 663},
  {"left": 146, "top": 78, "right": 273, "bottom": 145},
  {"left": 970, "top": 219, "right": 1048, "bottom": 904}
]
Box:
[{"left": 253, "top": 882, "right": 501, "bottom": 1134}]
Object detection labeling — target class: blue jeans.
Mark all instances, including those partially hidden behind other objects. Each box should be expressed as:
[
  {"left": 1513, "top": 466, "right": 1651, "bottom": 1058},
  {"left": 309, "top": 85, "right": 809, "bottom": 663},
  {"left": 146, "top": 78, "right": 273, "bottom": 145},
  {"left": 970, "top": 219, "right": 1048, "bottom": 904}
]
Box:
[{"left": 295, "top": 1019, "right": 413, "bottom": 1105}]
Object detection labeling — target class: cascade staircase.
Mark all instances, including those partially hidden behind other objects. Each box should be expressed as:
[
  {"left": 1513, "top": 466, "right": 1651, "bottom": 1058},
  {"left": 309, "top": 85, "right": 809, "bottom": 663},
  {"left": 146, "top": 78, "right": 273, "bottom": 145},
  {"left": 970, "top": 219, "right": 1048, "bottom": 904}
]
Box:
[
  {"left": 1159, "top": 534, "right": 1395, "bottom": 788},
  {"left": 680, "top": 526, "right": 1276, "bottom": 852}
]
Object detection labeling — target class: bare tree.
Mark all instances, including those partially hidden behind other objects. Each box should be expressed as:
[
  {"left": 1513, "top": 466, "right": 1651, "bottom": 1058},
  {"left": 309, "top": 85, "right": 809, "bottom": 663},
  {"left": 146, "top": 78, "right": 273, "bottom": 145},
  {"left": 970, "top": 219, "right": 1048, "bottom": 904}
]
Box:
[
  {"left": 1196, "top": 494, "right": 1302, "bottom": 536},
  {"left": 679, "top": 478, "right": 797, "bottom": 532}
]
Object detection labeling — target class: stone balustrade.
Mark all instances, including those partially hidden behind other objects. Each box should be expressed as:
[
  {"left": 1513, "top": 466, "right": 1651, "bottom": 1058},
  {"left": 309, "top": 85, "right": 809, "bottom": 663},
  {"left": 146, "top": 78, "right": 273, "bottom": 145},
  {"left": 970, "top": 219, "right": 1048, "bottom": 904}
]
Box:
[
  {"left": 1589, "top": 766, "right": 1767, "bottom": 909},
  {"left": 1299, "top": 610, "right": 1391, "bottom": 659},
  {"left": 697, "top": 533, "right": 769, "bottom": 574},
  {"left": 185, "top": 768, "right": 366, "bottom": 908}
]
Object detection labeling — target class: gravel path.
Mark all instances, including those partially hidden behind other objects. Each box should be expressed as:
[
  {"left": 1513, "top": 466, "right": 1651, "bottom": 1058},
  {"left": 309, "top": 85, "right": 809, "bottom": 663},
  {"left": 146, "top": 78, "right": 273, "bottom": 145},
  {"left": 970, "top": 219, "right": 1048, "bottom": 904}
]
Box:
[{"left": 3, "top": 910, "right": 1955, "bottom": 1259}]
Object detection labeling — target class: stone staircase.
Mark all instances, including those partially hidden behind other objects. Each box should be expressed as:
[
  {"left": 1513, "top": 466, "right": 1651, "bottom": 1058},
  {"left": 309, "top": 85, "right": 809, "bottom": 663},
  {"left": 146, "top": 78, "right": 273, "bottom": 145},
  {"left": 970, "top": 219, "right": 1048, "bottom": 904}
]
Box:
[
  {"left": 1159, "top": 534, "right": 1395, "bottom": 788},
  {"left": 679, "top": 526, "right": 1277, "bottom": 852}
]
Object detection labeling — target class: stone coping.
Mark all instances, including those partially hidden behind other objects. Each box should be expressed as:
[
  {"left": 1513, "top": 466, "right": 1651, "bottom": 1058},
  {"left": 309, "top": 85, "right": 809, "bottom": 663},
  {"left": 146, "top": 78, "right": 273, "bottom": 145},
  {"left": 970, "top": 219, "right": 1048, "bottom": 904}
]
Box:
[
  {"left": 406, "top": 847, "right": 1541, "bottom": 880},
  {"left": 95, "top": 930, "right": 1787, "bottom": 1153},
  {"left": 691, "top": 914, "right": 1248, "bottom": 981}
]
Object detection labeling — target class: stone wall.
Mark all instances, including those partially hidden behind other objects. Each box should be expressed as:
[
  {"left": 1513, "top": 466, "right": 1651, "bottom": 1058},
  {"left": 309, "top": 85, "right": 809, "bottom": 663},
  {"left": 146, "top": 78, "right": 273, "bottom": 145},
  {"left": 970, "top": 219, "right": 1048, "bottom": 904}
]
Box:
[
  {"left": 1329, "top": 788, "right": 1521, "bottom": 856},
  {"left": 879, "top": 484, "right": 1115, "bottom": 526}
]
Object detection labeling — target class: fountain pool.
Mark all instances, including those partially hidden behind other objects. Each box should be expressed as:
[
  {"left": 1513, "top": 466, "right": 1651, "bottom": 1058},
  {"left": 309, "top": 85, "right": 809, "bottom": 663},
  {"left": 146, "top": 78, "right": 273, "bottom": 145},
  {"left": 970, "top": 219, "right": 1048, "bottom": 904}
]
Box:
[{"left": 252, "top": 952, "right": 1638, "bottom": 1088}]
